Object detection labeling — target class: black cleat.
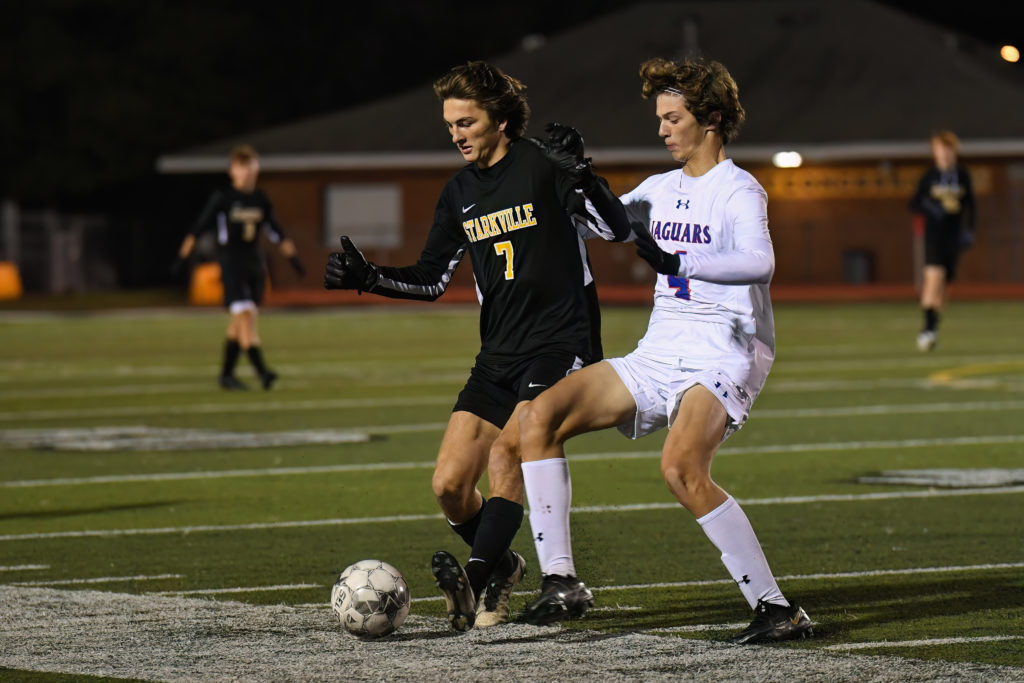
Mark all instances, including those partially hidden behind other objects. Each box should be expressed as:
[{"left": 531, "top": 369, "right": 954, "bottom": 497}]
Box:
[
  {"left": 730, "top": 599, "right": 813, "bottom": 644},
  {"left": 522, "top": 574, "right": 594, "bottom": 625},
  {"left": 260, "top": 370, "right": 278, "bottom": 390},
  {"left": 431, "top": 550, "right": 476, "bottom": 632},
  {"left": 218, "top": 374, "right": 248, "bottom": 391}
]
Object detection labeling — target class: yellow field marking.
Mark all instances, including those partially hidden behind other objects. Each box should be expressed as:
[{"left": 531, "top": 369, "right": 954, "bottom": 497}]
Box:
[{"left": 928, "top": 360, "right": 1024, "bottom": 384}]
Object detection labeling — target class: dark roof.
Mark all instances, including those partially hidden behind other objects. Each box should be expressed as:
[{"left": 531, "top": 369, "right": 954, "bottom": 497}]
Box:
[{"left": 159, "top": 0, "right": 1024, "bottom": 172}]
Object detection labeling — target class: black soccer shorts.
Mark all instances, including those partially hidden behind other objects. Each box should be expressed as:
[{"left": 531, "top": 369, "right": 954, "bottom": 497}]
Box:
[
  {"left": 219, "top": 257, "right": 266, "bottom": 307},
  {"left": 923, "top": 226, "right": 962, "bottom": 282},
  {"left": 452, "top": 350, "right": 585, "bottom": 429}
]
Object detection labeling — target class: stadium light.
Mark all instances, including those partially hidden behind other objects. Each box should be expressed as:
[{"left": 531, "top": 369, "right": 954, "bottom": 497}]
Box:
[
  {"left": 1001, "top": 45, "right": 1020, "bottom": 63},
  {"left": 772, "top": 151, "right": 803, "bottom": 168}
]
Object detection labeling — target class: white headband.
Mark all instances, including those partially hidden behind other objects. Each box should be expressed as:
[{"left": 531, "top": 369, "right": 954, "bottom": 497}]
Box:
[{"left": 660, "top": 87, "right": 685, "bottom": 97}]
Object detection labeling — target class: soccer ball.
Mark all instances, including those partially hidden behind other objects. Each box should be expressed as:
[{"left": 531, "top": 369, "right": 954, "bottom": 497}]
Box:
[{"left": 331, "top": 559, "right": 410, "bottom": 638}]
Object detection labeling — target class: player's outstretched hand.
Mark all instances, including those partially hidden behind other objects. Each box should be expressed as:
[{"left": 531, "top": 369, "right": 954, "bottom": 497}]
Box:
[
  {"left": 169, "top": 256, "right": 187, "bottom": 278},
  {"left": 324, "top": 236, "right": 378, "bottom": 293},
  {"left": 959, "top": 228, "right": 976, "bottom": 250},
  {"left": 544, "top": 122, "right": 585, "bottom": 162},
  {"left": 527, "top": 122, "right": 598, "bottom": 193},
  {"left": 289, "top": 255, "right": 307, "bottom": 278},
  {"left": 632, "top": 221, "right": 680, "bottom": 276}
]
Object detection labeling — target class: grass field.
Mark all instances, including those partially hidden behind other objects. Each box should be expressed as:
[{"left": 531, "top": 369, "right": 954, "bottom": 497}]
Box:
[{"left": 1, "top": 299, "right": 1023, "bottom": 680}]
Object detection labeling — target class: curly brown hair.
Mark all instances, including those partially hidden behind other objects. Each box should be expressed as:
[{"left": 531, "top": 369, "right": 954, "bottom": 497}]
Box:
[
  {"left": 433, "top": 61, "right": 530, "bottom": 139},
  {"left": 639, "top": 57, "right": 745, "bottom": 144}
]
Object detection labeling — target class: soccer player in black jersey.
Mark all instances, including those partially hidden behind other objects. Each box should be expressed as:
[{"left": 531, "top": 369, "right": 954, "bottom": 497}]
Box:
[
  {"left": 909, "top": 130, "right": 976, "bottom": 351},
  {"left": 174, "top": 145, "right": 305, "bottom": 390},
  {"left": 324, "top": 61, "right": 630, "bottom": 631}
]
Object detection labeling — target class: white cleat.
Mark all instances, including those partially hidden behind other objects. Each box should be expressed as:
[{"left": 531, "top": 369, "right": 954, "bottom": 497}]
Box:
[
  {"left": 475, "top": 551, "right": 527, "bottom": 628},
  {"left": 916, "top": 330, "right": 937, "bottom": 352}
]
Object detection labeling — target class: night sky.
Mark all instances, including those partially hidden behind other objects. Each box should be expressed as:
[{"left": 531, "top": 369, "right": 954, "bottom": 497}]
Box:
[{"left": 1, "top": 0, "right": 1020, "bottom": 285}]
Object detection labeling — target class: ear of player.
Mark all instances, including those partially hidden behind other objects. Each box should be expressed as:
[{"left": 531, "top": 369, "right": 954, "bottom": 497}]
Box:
[
  {"left": 324, "top": 235, "right": 379, "bottom": 293},
  {"left": 632, "top": 221, "right": 681, "bottom": 275},
  {"left": 528, "top": 121, "right": 599, "bottom": 193}
]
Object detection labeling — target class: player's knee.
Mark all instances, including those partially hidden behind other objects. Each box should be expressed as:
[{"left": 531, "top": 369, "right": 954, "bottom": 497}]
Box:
[
  {"left": 518, "top": 400, "right": 560, "bottom": 447},
  {"left": 661, "top": 458, "right": 711, "bottom": 499},
  {"left": 431, "top": 467, "right": 473, "bottom": 505}
]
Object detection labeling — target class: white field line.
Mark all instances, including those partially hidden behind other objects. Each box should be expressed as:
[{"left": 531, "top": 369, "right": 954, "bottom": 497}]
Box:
[
  {"left": 7, "top": 432, "right": 1024, "bottom": 489},
  {"left": 825, "top": 635, "right": 1024, "bottom": 651},
  {"left": 0, "top": 396, "right": 454, "bottom": 421},
  {"left": 0, "top": 564, "right": 48, "bottom": 572},
  {"left": 4, "top": 396, "right": 1024, "bottom": 423},
  {"left": 181, "top": 560, "right": 1024, "bottom": 605},
  {"left": 3, "top": 487, "right": 1023, "bottom": 543},
  {"left": 774, "top": 353, "right": 1024, "bottom": 374},
  {"left": 11, "top": 573, "right": 183, "bottom": 586},
  {"left": 755, "top": 400, "right": 1024, "bottom": 419},
  {"left": 0, "top": 373, "right": 1018, "bottom": 403},
  {"left": 1, "top": 461, "right": 437, "bottom": 488},
  {"left": 0, "top": 375, "right": 974, "bottom": 402},
  {"left": 646, "top": 622, "right": 749, "bottom": 632},
  {"left": 403, "top": 561, "right": 1024, "bottom": 604},
  {"left": 153, "top": 583, "right": 320, "bottom": 596}
]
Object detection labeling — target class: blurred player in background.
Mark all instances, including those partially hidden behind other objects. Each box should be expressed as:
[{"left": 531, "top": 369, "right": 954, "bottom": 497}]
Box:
[
  {"left": 323, "top": 61, "right": 630, "bottom": 631},
  {"left": 173, "top": 144, "right": 305, "bottom": 390},
  {"left": 514, "top": 56, "right": 814, "bottom": 645},
  {"left": 909, "top": 130, "right": 976, "bottom": 351}
]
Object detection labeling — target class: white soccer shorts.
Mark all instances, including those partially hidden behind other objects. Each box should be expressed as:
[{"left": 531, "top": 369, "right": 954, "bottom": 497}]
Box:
[{"left": 606, "top": 348, "right": 763, "bottom": 442}]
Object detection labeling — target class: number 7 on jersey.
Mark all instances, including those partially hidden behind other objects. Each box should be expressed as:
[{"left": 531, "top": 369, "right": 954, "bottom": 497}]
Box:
[{"left": 494, "top": 240, "right": 515, "bottom": 280}]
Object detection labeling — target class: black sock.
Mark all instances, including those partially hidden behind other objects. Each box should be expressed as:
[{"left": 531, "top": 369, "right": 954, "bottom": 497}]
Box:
[
  {"left": 247, "top": 346, "right": 268, "bottom": 375},
  {"left": 221, "top": 339, "right": 240, "bottom": 377},
  {"left": 924, "top": 308, "right": 939, "bottom": 332},
  {"left": 449, "top": 498, "right": 485, "bottom": 548},
  {"left": 464, "top": 497, "right": 524, "bottom": 599}
]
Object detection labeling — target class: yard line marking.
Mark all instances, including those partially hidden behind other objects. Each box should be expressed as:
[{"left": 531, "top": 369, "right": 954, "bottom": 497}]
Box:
[
  {"left": 825, "top": 635, "right": 1024, "bottom": 651},
  {"left": 776, "top": 353, "right": 1024, "bottom": 373},
  {"left": 154, "top": 584, "right": 319, "bottom": 596},
  {"left": 929, "top": 360, "right": 1024, "bottom": 384},
  {"left": 755, "top": 400, "right": 1024, "bottom": 419},
  {"left": 5, "top": 395, "right": 1024, "bottom": 423},
  {"left": 2, "top": 461, "right": 437, "bottom": 488},
  {"left": 647, "top": 622, "right": 749, "bottom": 632},
  {"left": 0, "top": 564, "right": 48, "bottom": 572},
  {"left": 11, "top": 573, "right": 183, "bottom": 586},
  {"left": 6, "top": 433, "right": 1024, "bottom": 489},
  {"left": 405, "top": 562, "right": 1024, "bottom": 604},
  {"left": 3, "top": 487, "right": 1022, "bottom": 542},
  {"left": 0, "top": 396, "right": 454, "bottom": 422},
  {"left": 0, "top": 383, "right": 229, "bottom": 400}
]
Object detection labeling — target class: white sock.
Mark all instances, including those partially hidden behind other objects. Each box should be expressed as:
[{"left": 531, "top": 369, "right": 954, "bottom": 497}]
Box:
[
  {"left": 521, "top": 458, "right": 576, "bottom": 577},
  {"left": 697, "top": 496, "right": 788, "bottom": 609}
]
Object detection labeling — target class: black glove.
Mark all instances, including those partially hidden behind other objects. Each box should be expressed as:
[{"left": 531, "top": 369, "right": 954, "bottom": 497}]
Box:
[
  {"left": 170, "top": 256, "right": 187, "bottom": 278},
  {"left": 544, "top": 122, "right": 585, "bottom": 162},
  {"left": 324, "top": 236, "right": 378, "bottom": 293},
  {"left": 632, "top": 221, "right": 680, "bottom": 276},
  {"left": 959, "top": 228, "right": 975, "bottom": 250},
  {"left": 528, "top": 122, "right": 599, "bottom": 193},
  {"left": 288, "top": 255, "right": 306, "bottom": 278}
]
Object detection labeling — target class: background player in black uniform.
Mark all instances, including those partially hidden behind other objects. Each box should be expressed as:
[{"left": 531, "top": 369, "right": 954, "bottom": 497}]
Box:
[
  {"left": 324, "top": 61, "right": 629, "bottom": 631},
  {"left": 909, "top": 130, "right": 976, "bottom": 351},
  {"left": 174, "top": 144, "right": 305, "bottom": 390}
]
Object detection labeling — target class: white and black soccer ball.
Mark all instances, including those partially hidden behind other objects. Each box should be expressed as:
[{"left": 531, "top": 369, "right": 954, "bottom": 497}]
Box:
[{"left": 331, "top": 559, "right": 410, "bottom": 638}]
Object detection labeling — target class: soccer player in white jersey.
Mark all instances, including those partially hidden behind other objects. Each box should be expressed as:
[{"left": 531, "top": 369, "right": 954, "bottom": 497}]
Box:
[{"left": 514, "top": 56, "right": 813, "bottom": 644}]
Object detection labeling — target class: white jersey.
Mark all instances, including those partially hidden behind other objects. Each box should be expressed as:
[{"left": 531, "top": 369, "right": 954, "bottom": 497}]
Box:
[{"left": 591, "top": 158, "right": 776, "bottom": 404}]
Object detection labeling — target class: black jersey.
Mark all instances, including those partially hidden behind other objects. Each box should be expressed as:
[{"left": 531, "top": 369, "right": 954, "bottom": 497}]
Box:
[
  {"left": 370, "top": 140, "right": 604, "bottom": 363},
  {"left": 909, "top": 164, "right": 975, "bottom": 239},
  {"left": 190, "top": 187, "right": 286, "bottom": 266}
]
